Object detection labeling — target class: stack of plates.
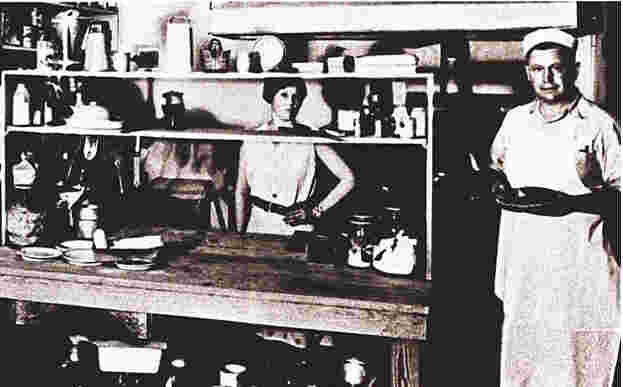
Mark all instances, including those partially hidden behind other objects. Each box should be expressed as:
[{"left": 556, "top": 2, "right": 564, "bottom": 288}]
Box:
[
  {"left": 63, "top": 249, "right": 102, "bottom": 267},
  {"left": 59, "top": 240, "right": 94, "bottom": 251},
  {"left": 19, "top": 247, "right": 62, "bottom": 262}
]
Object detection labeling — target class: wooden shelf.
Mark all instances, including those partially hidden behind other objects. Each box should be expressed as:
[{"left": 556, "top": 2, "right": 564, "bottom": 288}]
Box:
[
  {"left": 1, "top": 45, "right": 37, "bottom": 53},
  {"left": 2, "top": 69, "right": 434, "bottom": 81},
  {"left": 6, "top": 125, "right": 428, "bottom": 145}
]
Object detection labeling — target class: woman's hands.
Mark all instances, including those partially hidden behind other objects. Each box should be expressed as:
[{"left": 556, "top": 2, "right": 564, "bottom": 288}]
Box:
[{"left": 283, "top": 202, "right": 313, "bottom": 226}]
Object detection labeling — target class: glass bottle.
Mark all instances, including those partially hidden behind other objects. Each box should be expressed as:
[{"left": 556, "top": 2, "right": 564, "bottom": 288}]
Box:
[
  {"left": 368, "top": 86, "right": 391, "bottom": 138},
  {"left": 12, "top": 83, "right": 31, "bottom": 126}
]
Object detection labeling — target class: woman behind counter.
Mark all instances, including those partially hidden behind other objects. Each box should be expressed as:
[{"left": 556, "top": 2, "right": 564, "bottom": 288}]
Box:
[{"left": 235, "top": 77, "right": 355, "bottom": 235}]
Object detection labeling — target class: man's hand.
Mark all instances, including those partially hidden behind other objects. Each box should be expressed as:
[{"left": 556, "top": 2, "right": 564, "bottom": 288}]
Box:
[{"left": 490, "top": 169, "right": 513, "bottom": 200}]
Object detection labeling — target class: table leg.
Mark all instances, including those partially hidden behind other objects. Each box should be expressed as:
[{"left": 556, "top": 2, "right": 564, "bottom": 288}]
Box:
[{"left": 391, "top": 339, "right": 423, "bottom": 387}]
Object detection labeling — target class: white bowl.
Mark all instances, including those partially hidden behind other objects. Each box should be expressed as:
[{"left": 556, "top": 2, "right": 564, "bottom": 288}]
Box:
[{"left": 95, "top": 341, "right": 165, "bottom": 373}]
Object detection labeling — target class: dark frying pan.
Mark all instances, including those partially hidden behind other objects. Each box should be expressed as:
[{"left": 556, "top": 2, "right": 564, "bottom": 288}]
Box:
[{"left": 496, "top": 186, "right": 571, "bottom": 216}]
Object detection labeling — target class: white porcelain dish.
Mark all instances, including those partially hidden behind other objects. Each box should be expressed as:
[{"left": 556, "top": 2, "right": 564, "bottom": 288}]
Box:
[
  {"left": 114, "top": 259, "right": 156, "bottom": 271},
  {"left": 20, "top": 247, "right": 62, "bottom": 261}
]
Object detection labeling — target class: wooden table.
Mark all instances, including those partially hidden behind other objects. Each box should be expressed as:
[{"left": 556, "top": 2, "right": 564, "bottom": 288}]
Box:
[{"left": 0, "top": 231, "right": 431, "bottom": 386}]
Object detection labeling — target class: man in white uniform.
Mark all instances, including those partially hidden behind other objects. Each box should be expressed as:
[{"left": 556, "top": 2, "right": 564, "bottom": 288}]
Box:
[{"left": 490, "top": 28, "right": 620, "bottom": 387}]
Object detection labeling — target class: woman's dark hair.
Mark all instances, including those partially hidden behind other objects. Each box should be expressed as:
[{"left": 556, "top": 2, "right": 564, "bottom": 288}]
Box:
[{"left": 262, "top": 77, "right": 307, "bottom": 104}]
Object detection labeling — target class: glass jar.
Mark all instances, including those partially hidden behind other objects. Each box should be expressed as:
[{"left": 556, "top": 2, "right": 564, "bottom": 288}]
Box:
[{"left": 6, "top": 187, "right": 46, "bottom": 246}]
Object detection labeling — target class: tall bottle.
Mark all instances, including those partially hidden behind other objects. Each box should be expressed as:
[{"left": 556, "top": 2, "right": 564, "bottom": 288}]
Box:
[
  {"left": 359, "top": 83, "right": 373, "bottom": 137},
  {"left": 12, "top": 83, "right": 31, "bottom": 126},
  {"left": 368, "top": 83, "right": 391, "bottom": 137}
]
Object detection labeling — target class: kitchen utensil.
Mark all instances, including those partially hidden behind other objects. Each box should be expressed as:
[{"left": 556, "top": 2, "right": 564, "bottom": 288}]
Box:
[
  {"left": 20, "top": 246, "right": 62, "bottom": 261},
  {"left": 252, "top": 35, "right": 285, "bottom": 71},
  {"left": 496, "top": 186, "right": 570, "bottom": 215},
  {"left": 372, "top": 230, "right": 417, "bottom": 276}
]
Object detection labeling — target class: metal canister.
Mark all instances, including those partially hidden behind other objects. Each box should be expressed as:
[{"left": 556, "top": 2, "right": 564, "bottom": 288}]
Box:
[{"left": 77, "top": 203, "right": 99, "bottom": 239}]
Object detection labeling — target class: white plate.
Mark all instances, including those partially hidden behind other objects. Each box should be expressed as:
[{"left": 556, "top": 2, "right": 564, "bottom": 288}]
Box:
[
  {"left": 114, "top": 260, "right": 156, "bottom": 271},
  {"left": 20, "top": 247, "right": 62, "bottom": 261},
  {"left": 63, "top": 249, "right": 98, "bottom": 264},
  {"left": 59, "top": 240, "right": 94, "bottom": 251},
  {"left": 252, "top": 35, "right": 285, "bottom": 71}
]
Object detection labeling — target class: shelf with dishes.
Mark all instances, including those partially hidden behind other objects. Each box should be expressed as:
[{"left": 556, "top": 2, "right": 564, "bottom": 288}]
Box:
[
  {"left": 5, "top": 125, "right": 429, "bottom": 145},
  {"left": 3, "top": 69, "right": 433, "bottom": 81}
]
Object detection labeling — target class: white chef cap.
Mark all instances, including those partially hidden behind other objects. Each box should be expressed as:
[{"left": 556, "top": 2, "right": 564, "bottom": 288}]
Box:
[{"left": 522, "top": 28, "right": 577, "bottom": 57}]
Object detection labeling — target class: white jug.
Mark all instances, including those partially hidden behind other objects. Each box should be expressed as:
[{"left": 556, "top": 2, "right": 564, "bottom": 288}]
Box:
[
  {"left": 82, "top": 21, "right": 108, "bottom": 72},
  {"left": 165, "top": 16, "right": 192, "bottom": 73}
]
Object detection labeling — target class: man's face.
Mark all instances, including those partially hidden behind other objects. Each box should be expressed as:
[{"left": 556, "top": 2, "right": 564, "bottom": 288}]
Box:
[
  {"left": 271, "top": 86, "right": 301, "bottom": 122},
  {"left": 525, "top": 47, "right": 577, "bottom": 104}
]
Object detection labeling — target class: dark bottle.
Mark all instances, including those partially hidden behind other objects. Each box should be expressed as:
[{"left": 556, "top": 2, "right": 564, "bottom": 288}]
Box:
[
  {"left": 161, "top": 91, "right": 186, "bottom": 130},
  {"left": 368, "top": 89, "right": 391, "bottom": 138}
]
